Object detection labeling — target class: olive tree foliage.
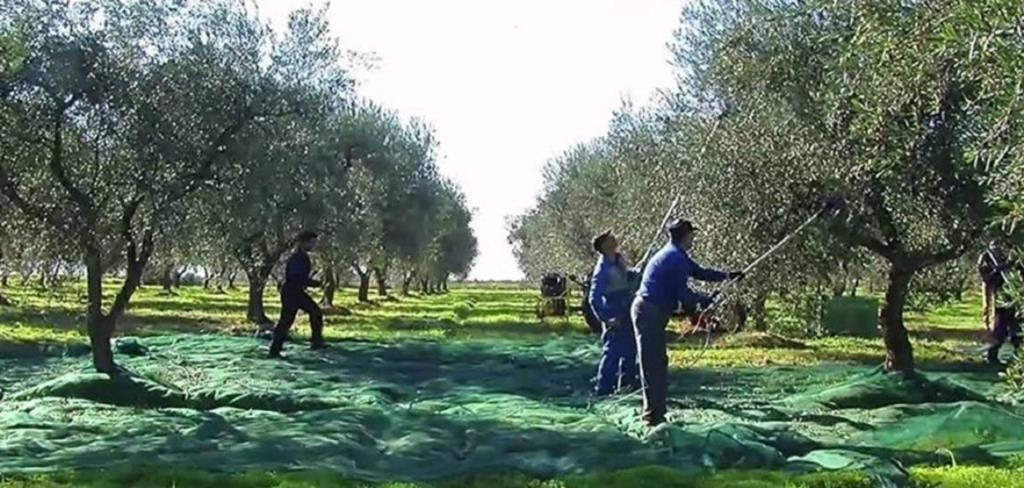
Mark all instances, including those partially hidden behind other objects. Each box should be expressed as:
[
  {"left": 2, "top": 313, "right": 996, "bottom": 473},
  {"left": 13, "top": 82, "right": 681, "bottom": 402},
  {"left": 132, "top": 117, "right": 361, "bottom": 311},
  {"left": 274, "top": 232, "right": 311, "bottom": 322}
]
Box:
[
  {"left": 413, "top": 180, "right": 478, "bottom": 294},
  {"left": 0, "top": 0, "right": 316, "bottom": 373},
  {"left": 315, "top": 102, "right": 407, "bottom": 303},
  {"left": 193, "top": 5, "right": 354, "bottom": 324},
  {"left": 323, "top": 105, "right": 448, "bottom": 303},
  {"left": 368, "top": 119, "right": 442, "bottom": 298},
  {"left": 675, "top": 0, "right": 1008, "bottom": 372},
  {"left": 512, "top": 0, "right": 1020, "bottom": 374},
  {"left": 508, "top": 140, "right": 628, "bottom": 281},
  {"left": 638, "top": 0, "right": 1003, "bottom": 372}
]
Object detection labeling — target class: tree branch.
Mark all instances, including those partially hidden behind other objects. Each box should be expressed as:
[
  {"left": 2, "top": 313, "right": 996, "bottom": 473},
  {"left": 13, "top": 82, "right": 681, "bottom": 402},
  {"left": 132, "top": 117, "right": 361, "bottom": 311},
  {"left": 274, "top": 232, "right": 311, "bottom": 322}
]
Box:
[
  {"left": 47, "top": 112, "right": 95, "bottom": 221},
  {"left": 105, "top": 198, "right": 148, "bottom": 321},
  {"left": 156, "top": 106, "right": 299, "bottom": 212},
  {"left": 0, "top": 165, "right": 66, "bottom": 230}
]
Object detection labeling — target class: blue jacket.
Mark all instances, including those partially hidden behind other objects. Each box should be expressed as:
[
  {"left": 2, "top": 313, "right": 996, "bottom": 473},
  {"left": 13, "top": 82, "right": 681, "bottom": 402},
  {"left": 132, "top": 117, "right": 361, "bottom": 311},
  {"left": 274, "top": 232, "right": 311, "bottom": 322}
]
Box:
[
  {"left": 283, "top": 250, "right": 315, "bottom": 290},
  {"left": 635, "top": 243, "right": 728, "bottom": 315},
  {"left": 588, "top": 254, "right": 638, "bottom": 322}
]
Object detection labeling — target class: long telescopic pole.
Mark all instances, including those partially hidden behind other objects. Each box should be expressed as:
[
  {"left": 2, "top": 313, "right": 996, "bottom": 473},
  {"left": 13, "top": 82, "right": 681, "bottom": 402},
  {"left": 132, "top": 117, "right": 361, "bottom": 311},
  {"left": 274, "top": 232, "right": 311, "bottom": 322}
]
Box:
[
  {"left": 702, "top": 199, "right": 841, "bottom": 316},
  {"left": 635, "top": 117, "right": 725, "bottom": 270}
]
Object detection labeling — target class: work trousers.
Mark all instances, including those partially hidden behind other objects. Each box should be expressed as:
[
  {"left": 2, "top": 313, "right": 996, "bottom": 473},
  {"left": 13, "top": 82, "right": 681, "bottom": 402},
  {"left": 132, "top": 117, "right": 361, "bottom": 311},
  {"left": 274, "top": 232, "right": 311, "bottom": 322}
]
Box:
[
  {"left": 988, "top": 307, "right": 1021, "bottom": 364},
  {"left": 631, "top": 297, "right": 671, "bottom": 426},
  {"left": 270, "top": 287, "right": 324, "bottom": 355},
  {"left": 595, "top": 313, "right": 639, "bottom": 396}
]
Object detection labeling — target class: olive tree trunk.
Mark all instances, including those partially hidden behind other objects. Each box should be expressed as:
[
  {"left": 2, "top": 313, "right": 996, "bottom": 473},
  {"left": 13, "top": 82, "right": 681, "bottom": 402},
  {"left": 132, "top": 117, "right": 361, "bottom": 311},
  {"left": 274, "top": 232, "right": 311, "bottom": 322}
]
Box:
[
  {"left": 245, "top": 263, "right": 275, "bottom": 325},
  {"left": 353, "top": 264, "right": 371, "bottom": 302},
  {"left": 881, "top": 264, "right": 915, "bottom": 374},
  {"left": 321, "top": 267, "right": 337, "bottom": 307}
]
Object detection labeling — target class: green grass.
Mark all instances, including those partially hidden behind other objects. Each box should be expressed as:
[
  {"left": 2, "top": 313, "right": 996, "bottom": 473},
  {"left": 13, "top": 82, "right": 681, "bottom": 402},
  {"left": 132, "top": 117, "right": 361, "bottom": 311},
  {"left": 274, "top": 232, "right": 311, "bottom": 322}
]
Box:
[
  {"left": 0, "top": 280, "right": 992, "bottom": 369},
  {"left": 9, "top": 465, "right": 1024, "bottom": 488},
  {"left": 0, "top": 466, "right": 879, "bottom": 488}
]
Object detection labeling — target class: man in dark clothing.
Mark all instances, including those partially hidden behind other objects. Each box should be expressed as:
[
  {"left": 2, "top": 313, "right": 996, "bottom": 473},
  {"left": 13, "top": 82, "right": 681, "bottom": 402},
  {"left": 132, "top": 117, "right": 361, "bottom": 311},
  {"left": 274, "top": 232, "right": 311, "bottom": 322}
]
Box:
[
  {"left": 269, "top": 231, "right": 327, "bottom": 358},
  {"left": 978, "top": 241, "right": 1022, "bottom": 365},
  {"left": 630, "top": 219, "right": 743, "bottom": 426},
  {"left": 588, "top": 230, "right": 641, "bottom": 396}
]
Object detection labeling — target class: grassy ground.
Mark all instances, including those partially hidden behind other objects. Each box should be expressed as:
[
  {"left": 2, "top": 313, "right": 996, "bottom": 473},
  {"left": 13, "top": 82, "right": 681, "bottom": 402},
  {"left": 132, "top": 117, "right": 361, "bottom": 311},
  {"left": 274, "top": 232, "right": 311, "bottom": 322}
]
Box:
[
  {"left": 0, "top": 280, "right": 991, "bottom": 367},
  {"left": 0, "top": 280, "right": 1016, "bottom": 487}
]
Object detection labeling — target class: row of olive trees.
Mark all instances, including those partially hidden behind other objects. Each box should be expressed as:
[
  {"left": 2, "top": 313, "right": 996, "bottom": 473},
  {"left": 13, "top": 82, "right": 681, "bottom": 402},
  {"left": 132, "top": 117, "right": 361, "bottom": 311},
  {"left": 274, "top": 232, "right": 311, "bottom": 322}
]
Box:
[
  {"left": 0, "top": 0, "right": 477, "bottom": 373},
  {"left": 510, "top": 0, "right": 1023, "bottom": 374}
]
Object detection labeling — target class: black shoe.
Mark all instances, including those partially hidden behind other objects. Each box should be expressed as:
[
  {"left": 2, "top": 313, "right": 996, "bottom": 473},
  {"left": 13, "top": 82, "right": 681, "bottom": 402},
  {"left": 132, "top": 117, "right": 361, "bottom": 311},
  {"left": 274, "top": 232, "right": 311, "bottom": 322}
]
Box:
[
  {"left": 644, "top": 416, "right": 666, "bottom": 427},
  {"left": 310, "top": 342, "right": 330, "bottom": 351},
  {"left": 268, "top": 350, "right": 285, "bottom": 359}
]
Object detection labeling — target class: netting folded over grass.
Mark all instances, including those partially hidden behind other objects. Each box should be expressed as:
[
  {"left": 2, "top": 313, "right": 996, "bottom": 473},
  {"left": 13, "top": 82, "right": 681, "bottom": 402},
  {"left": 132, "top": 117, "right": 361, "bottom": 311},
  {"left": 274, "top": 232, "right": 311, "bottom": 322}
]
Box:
[{"left": 0, "top": 334, "right": 1021, "bottom": 485}]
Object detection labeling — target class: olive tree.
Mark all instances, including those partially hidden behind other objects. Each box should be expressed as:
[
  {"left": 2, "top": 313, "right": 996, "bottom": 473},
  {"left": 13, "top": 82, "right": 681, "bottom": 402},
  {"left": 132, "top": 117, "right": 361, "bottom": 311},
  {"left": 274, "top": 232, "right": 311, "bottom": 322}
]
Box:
[
  {"left": 197, "top": 5, "right": 353, "bottom": 324},
  {"left": 0, "top": 0, "right": 301, "bottom": 373},
  {"left": 675, "top": 0, "right": 998, "bottom": 372}
]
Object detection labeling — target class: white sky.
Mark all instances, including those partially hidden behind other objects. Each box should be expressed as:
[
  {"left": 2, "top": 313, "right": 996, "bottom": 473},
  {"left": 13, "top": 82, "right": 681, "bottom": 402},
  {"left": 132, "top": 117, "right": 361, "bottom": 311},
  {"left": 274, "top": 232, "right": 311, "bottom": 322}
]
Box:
[{"left": 258, "top": 0, "right": 687, "bottom": 280}]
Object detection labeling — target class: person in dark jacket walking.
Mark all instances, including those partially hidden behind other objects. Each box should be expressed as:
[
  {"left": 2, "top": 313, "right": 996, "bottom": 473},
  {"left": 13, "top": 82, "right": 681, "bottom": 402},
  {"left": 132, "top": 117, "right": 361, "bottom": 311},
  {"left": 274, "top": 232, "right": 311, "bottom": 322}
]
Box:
[
  {"left": 589, "top": 230, "right": 641, "bottom": 396},
  {"left": 630, "top": 219, "right": 743, "bottom": 426},
  {"left": 269, "top": 231, "right": 327, "bottom": 358},
  {"left": 978, "top": 241, "right": 1022, "bottom": 365}
]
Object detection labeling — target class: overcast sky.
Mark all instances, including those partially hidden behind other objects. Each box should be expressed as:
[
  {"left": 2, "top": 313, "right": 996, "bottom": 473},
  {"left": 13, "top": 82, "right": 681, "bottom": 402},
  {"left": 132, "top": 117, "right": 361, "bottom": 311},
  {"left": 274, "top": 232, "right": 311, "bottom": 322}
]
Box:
[{"left": 258, "top": 0, "right": 687, "bottom": 280}]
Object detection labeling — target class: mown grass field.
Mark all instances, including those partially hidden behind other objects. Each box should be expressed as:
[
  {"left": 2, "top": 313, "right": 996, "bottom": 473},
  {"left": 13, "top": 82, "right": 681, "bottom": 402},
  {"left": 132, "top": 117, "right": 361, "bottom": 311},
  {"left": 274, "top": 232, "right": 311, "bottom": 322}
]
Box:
[{"left": 0, "top": 280, "right": 1020, "bottom": 487}]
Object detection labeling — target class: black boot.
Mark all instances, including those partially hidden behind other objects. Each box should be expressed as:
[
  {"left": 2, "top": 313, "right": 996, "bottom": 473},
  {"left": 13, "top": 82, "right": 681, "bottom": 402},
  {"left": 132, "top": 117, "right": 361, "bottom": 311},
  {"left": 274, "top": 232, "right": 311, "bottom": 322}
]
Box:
[
  {"left": 986, "top": 345, "right": 1002, "bottom": 365},
  {"left": 269, "top": 331, "right": 286, "bottom": 359}
]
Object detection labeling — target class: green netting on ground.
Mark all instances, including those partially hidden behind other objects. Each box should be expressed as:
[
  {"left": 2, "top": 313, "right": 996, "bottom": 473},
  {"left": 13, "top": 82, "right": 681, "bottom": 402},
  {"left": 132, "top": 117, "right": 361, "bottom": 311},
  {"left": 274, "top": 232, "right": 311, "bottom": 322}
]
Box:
[
  {"left": 782, "top": 367, "right": 987, "bottom": 410},
  {"left": 0, "top": 334, "right": 1020, "bottom": 486}
]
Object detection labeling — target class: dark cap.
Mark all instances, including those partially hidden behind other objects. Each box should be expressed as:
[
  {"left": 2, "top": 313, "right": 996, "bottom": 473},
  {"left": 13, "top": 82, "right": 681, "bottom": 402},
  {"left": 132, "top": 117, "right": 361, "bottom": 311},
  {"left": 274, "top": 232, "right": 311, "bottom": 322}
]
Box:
[
  {"left": 296, "top": 230, "right": 319, "bottom": 242},
  {"left": 592, "top": 229, "right": 613, "bottom": 253},
  {"left": 667, "top": 219, "right": 696, "bottom": 236}
]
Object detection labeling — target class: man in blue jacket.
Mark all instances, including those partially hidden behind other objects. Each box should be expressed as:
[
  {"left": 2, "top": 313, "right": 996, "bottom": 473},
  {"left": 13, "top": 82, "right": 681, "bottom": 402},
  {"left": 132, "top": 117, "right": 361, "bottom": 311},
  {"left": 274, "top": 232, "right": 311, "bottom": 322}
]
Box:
[
  {"left": 589, "top": 230, "right": 640, "bottom": 396},
  {"left": 631, "top": 219, "right": 743, "bottom": 426},
  {"left": 269, "top": 231, "right": 327, "bottom": 358}
]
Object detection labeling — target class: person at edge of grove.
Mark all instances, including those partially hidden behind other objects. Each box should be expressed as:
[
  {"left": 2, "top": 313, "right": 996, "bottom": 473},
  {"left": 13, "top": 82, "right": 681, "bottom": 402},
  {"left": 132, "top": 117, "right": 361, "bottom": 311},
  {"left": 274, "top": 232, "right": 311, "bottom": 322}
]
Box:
[
  {"left": 589, "top": 230, "right": 641, "bottom": 396},
  {"left": 978, "top": 240, "right": 1023, "bottom": 365},
  {"left": 630, "top": 219, "right": 743, "bottom": 427},
  {"left": 269, "top": 230, "right": 327, "bottom": 358}
]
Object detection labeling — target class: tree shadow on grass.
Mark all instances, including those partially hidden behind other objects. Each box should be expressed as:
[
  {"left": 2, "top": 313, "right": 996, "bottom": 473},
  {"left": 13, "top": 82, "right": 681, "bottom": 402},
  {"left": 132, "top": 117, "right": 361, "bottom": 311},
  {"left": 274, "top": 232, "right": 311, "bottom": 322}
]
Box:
[
  {"left": 374, "top": 318, "right": 583, "bottom": 339},
  {"left": 0, "top": 307, "right": 233, "bottom": 343},
  {"left": 911, "top": 326, "right": 987, "bottom": 343},
  {"left": 126, "top": 298, "right": 251, "bottom": 315}
]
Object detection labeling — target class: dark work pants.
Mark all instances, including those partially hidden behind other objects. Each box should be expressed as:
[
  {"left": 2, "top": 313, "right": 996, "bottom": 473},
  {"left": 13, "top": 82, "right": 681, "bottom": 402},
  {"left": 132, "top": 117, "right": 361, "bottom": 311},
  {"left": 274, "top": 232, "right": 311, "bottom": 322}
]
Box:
[
  {"left": 595, "top": 313, "right": 639, "bottom": 396},
  {"left": 270, "top": 287, "right": 324, "bottom": 354},
  {"left": 631, "top": 297, "right": 671, "bottom": 425},
  {"left": 987, "top": 307, "right": 1021, "bottom": 364}
]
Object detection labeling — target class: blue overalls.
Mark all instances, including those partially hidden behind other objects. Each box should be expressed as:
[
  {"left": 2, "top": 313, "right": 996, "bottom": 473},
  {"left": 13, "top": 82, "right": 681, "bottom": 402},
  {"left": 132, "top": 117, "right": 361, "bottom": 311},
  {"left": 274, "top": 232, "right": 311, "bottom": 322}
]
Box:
[
  {"left": 588, "top": 254, "right": 640, "bottom": 395},
  {"left": 630, "top": 242, "right": 727, "bottom": 425}
]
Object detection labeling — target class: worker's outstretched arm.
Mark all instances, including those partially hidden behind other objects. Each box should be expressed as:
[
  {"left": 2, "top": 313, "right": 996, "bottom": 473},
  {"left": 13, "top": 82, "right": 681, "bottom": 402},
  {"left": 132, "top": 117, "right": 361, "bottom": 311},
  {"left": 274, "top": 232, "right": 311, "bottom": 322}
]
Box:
[
  {"left": 688, "top": 253, "right": 729, "bottom": 282},
  {"left": 674, "top": 255, "right": 713, "bottom": 311}
]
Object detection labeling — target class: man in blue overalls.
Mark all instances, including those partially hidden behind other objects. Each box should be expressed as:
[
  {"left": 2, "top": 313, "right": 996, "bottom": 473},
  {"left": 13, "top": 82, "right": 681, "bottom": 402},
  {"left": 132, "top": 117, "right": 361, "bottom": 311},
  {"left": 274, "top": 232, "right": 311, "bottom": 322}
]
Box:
[
  {"left": 631, "top": 219, "right": 743, "bottom": 426},
  {"left": 589, "top": 230, "right": 640, "bottom": 396}
]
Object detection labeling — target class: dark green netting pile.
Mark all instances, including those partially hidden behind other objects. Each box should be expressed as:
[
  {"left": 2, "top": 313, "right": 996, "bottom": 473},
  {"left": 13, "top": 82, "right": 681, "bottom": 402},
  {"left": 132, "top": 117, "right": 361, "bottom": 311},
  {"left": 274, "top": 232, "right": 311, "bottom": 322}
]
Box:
[{"left": 0, "top": 335, "right": 1020, "bottom": 486}]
